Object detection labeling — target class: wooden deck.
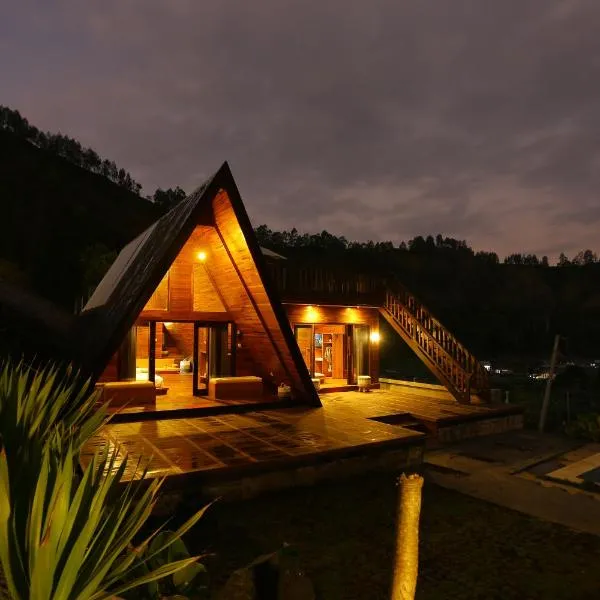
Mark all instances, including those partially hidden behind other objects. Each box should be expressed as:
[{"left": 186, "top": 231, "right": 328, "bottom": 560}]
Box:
[
  {"left": 321, "top": 386, "right": 523, "bottom": 442},
  {"left": 83, "top": 385, "right": 522, "bottom": 500},
  {"left": 82, "top": 395, "right": 425, "bottom": 497}
]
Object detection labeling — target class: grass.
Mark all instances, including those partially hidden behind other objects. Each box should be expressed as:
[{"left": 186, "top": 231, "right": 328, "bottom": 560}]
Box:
[{"left": 182, "top": 472, "right": 600, "bottom": 600}]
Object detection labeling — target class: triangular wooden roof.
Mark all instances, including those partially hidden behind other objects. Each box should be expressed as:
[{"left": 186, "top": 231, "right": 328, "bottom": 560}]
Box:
[{"left": 78, "top": 162, "right": 320, "bottom": 406}]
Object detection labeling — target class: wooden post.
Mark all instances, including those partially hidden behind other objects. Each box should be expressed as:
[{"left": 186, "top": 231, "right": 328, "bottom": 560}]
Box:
[
  {"left": 148, "top": 321, "right": 156, "bottom": 385},
  {"left": 392, "top": 473, "right": 424, "bottom": 600},
  {"left": 539, "top": 334, "right": 561, "bottom": 432},
  {"left": 117, "top": 326, "right": 137, "bottom": 381}
]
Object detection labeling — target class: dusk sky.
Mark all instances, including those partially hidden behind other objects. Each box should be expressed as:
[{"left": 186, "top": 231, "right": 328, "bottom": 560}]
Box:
[{"left": 3, "top": 1, "right": 600, "bottom": 261}]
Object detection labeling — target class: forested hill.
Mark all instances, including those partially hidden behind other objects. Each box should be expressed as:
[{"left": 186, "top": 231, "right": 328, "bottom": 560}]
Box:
[
  {"left": 0, "top": 106, "right": 188, "bottom": 308},
  {"left": 0, "top": 127, "right": 160, "bottom": 307}
]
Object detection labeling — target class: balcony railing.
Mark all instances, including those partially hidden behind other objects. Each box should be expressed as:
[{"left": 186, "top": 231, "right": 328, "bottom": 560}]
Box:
[{"left": 264, "top": 262, "right": 387, "bottom": 305}]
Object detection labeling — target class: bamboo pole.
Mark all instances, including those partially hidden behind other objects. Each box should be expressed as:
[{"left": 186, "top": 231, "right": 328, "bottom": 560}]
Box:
[{"left": 392, "top": 473, "right": 424, "bottom": 600}]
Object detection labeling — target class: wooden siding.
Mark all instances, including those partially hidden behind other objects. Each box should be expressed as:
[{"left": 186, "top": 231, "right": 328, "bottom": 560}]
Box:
[
  {"left": 211, "top": 190, "right": 314, "bottom": 398},
  {"left": 145, "top": 273, "right": 169, "bottom": 311},
  {"left": 192, "top": 263, "right": 226, "bottom": 312},
  {"left": 136, "top": 323, "right": 151, "bottom": 359},
  {"left": 284, "top": 304, "right": 380, "bottom": 383}
]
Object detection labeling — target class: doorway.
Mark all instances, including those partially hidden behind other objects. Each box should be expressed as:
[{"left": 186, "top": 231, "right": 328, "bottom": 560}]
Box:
[
  {"left": 138, "top": 320, "right": 235, "bottom": 398},
  {"left": 294, "top": 323, "right": 369, "bottom": 385},
  {"left": 192, "top": 322, "right": 234, "bottom": 396}
]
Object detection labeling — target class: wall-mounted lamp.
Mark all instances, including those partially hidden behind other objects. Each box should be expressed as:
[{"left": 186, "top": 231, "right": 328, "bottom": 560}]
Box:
[
  {"left": 197, "top": 251, "right": 207, "bottom": 262},
  {"left": 370, "top": 331, "right": 381, "bottom": 343},
  {"left": 305, "top": 305, "right": 318, "bottom": 321}
]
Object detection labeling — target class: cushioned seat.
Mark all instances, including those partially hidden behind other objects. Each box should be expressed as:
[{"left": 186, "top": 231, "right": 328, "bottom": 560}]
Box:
[
  {"left": 208, "top": 376, "right": 263, "bottom": 400},
  {"left": 96, "top": 380, "right": 156, "bottom": 407}
]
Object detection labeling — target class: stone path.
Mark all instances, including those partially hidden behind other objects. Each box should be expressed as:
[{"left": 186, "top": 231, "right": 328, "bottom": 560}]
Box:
[{"left": 425, "top": 430, "right": 600, "bottom": 536}]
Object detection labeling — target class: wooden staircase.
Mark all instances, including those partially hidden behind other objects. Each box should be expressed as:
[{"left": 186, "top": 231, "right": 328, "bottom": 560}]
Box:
[{"left": 380, "top": 286, "right": 490, "bottom": 404}]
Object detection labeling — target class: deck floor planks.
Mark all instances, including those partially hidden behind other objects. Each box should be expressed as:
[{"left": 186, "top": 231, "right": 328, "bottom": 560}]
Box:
[{"left": 82, "top": 388, "right": 520, "bottom": 482}]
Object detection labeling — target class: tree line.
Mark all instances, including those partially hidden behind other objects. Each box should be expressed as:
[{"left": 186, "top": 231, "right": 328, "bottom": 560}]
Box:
[
  {"left": 254, "top": 225, "right": 597, "bottom": 267},
  {"left": 0, "top": 105, "right": 185, "bottom": 207},
  {"left": 254, "top": 226, "right": 600, "bottom": 360}
]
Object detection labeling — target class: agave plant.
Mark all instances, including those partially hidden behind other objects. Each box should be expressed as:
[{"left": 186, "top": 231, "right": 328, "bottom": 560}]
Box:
[
  {"left": 0, "top": 359, "right": 209, "bottom": 600},
  {"left": 0, "top": 360, "right": 106, "bottom": 461}
]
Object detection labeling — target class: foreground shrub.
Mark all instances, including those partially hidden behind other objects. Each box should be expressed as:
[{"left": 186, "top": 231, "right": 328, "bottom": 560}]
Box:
[{"left": 0, "top": 360, "right": 208, "bottom": 600}]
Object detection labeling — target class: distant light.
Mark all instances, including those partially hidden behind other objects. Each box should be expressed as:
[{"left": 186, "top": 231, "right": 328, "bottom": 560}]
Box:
[
  {"left": 370, "top": 331, "right": 381, "bottom": 343},
  {"left": 197, "top": 251, "right": 207, "bottom": 262}
]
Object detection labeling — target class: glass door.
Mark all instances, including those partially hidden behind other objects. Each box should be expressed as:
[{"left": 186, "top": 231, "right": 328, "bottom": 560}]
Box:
[
  {"left": 294, "top": 324, "right": 314, "bottom": 376},
  {"left": 193, "top": 325, "right": 210, "bottom": 395},
  {"left": 348, "top": 324, "right": 370, "bottom": 384},
  {"left": 193, "top": 322, "right": 234, "bottom": 396},
  {"left": 210, "top": 323, "right": 233, "bottom": 378}
]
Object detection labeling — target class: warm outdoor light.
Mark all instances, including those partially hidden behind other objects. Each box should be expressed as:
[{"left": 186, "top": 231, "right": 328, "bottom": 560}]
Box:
[
  {"left": 306, "top": 305, "right": 318, "bottom": 321},
  {"left": 370, "top": 331, "right": 381, "bottom": 343},
  {"left": 197, "top": 251, "right": 207, "bottom": 262}
]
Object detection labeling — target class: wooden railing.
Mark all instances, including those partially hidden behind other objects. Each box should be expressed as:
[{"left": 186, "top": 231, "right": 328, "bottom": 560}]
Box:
[
  {"left": 383, "top": 286, "right": 489, "bottom": 403},
  {"left": 265, "top": 262, "right": 386, "bottom": 305}
]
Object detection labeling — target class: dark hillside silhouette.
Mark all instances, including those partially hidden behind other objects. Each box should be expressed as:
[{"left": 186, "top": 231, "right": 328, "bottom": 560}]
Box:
[
  {"left": 0, "top": 128, "right": 161, "bottom": 306},
  {"left": 0, "top": 105, "right": 143, "bottom": 194}
]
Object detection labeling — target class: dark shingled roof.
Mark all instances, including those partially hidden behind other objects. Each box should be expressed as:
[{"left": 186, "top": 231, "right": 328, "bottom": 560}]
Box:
[{"left": 77, "top": 167, "right": 219, "bottom": 376}]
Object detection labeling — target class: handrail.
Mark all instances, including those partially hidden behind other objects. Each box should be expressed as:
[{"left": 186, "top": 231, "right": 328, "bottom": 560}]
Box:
[
  {"left": 384, "top": 287, "right": 489, "bottom": 399},
  {"left": 265, "top": 262, "right": 386, "bottom": 302}
]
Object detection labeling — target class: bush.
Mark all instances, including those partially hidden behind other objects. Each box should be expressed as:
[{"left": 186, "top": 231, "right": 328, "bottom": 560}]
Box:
[
  {"left": 565, "top": 413, "right": 600, "bottom": 442},
  {"left": 0, "top": 360, "right": 207, "bottom": 600}
]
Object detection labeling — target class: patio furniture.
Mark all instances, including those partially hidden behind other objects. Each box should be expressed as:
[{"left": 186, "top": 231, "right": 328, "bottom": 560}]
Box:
[
  {"left": 96, "top": 380, "right": 156, "bottom": 407},
  {"left": 358, "top": 375, "right": 372, "bottom": 392},
  {"left": 209, "top": 376, "right": 263, "bottom": 400}
]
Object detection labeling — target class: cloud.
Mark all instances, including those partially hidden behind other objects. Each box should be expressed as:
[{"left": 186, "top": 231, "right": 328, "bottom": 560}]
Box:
[{"left": 3, "top": 0, "right": 600, "bottom": 260}]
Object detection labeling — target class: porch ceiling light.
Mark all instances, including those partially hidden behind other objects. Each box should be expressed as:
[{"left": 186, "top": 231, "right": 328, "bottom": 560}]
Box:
[
  {"left": 306, "top": 305, "right": 318, "bottom": 321},
  {"left": 197, "top": 251, "right": 207, "bottom": 262}
]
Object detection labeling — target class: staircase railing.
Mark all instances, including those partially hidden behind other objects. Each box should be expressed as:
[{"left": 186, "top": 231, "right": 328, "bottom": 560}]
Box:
[{"left": 383, "top": 286, "right": 489, "bottom": 403}]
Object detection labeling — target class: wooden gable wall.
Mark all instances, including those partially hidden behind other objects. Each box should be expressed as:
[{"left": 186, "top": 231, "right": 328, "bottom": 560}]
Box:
[
  {"left": 205, "top": 190, "right": 314, "bottom": 399},
  {"left": 99, "top": 187, "right": 317, "bottom": 403}
]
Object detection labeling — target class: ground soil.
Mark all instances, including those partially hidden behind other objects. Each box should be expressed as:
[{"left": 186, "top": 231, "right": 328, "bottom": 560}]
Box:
[{"left": 179, "top": 472, "right": 600, "bottom": 599}]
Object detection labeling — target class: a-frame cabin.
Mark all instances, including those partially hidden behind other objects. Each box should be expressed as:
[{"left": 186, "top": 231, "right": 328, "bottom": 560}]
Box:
[
  {"left": 0, "top": 161, "right": 492, "bottom": 415},
  {"left": 78, "top": 162, "right": 320, "bottom": 408}
]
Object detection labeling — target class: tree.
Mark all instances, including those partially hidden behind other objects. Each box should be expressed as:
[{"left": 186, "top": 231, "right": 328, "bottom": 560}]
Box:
[
  {"left": 152, "top": 186, "right": 187, "bottom": 211},
  {"left": 558, "top": 252, "right": 571, "bottom": 267},
  {"left": 572, "top": 249, "right": 597, "bottom": 265},
  {"left": 504, "top": 253, "right": 524, "bottom": 265},
  {"left": 83, "top": 148, "right": 101, "bottom": 172},
  {"left": 475, "top": 251, "right": 499, "bottom": 265}
]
